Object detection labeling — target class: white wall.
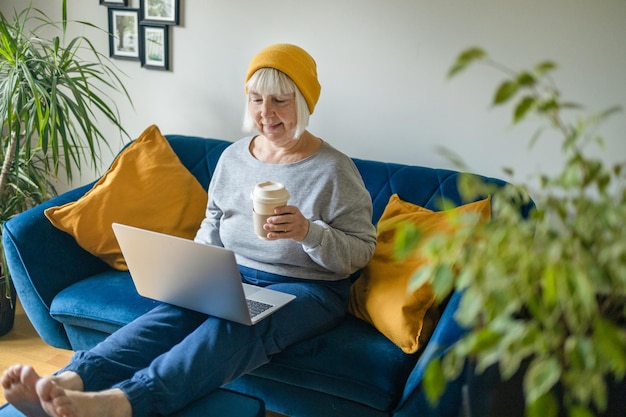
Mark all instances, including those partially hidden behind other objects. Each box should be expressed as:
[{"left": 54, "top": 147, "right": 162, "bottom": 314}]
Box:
[{"left": 4, "top": 0, "right": 626, "bottom": 195}]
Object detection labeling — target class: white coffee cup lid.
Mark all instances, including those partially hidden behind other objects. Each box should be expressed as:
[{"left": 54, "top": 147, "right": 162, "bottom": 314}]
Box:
[{"left": 250, "top": 181, "right": 290, "bottom": 203}]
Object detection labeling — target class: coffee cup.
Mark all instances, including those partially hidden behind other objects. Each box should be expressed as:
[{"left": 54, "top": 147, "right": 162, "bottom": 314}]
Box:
[{"left": 250, "top": 182, "right": 290, "bottom": 239}]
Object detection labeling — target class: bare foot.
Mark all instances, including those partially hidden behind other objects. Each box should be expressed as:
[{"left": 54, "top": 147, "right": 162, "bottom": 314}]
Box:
[
  {"left": 1, "top": 365, "right": 47, "bottom": 417},
  {"left": 2, "top": 365, "right": 85, "bottom": 417},
  {"left": 36, "top": 378, "right": 131, "bottom": 417}
]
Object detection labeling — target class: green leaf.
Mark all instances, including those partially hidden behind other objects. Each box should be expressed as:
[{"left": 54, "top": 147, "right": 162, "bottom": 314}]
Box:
[
  {"left": 468, "top": 327, "right": 501, "bottom": 354},
  {"left": 62, "top": 0, "right": 67, "bottom": 32},
  {"left": 430, "top": 264, "right": 455, "bottom": 300},
  {"left": 514, "top": 96, "right": 536, "bottom": 123},
  {"left": 568, "top": 405, "right": 595, "bottom": 417},
  {"left": 537, "top": 98, "right": 559, "bottom": 114},
  {"left": 493, "top": 80, "right": 519, "bottom": 105},
  {"left": 541, "top": 265, "right": 558, "bottom": 307},
  {"left": 456, "top": 288, "right": 486, "bottom": 327},
  {"left": 560, "top": 101, "right": 583, "bottom": 110},
  {"left": 447, "top": 47, "right": 486, "bottom": 78},
  {"left": 525, "top": 392, "right": 558, "bottom": 417},
  {"left": 423, "top": 359, "right": 446, "bottom": 405},
  {"left": 516, "top": 71, "right": 536, "bottom": 86},
  {"left": 435, "top": 146, "right": 468, "bottom": 171},
  {"left": 528, "top": 127, "right": 545, "bottom": 149},
  {"left": 392, "top": 221, "right": 423, "bottom": 259},
  {"left": 534, "top": 61, "right": 557, "bottom": 75},
  {"left": 593, "top": 316, "right": 626, "bottom": 377},
  {"left": 502, "top": 166, "right": 515, "bottom": 177},
  {"left": 596, "top": 105, "right": 622, "bottom": 122},
  {"left": 441, "top": 349, "right": 466, "bottom": 381},
  {"left": 524, "top": 357, "right": 561, "bottom": 404},
  {"left": 590, "top": 374, "right": 608, "bottom": 413},
  {"left": 409, "top": 266, "right": 433, "bottom": 293}
]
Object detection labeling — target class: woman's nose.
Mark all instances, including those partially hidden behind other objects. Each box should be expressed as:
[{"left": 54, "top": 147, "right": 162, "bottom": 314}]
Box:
[{"left": 260, "top": 100, "right": 274, "bottom": 116}]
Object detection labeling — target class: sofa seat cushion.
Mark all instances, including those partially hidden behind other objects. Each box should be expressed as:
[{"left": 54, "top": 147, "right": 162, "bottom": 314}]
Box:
[
  {"left": 249, "top": 315, "right": 418, "bottom": 411},
  {"left": 50, "top": 271, "right": 160, "bottom": 334}
]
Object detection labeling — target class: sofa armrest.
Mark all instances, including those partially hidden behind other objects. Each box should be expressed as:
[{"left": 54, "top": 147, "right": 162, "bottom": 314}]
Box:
[
  {"left": 3, "top": 183, "right": 110, "bottom": 349},
  {"left": 392, "top": 291, "right": 468, "bottom": 416}
]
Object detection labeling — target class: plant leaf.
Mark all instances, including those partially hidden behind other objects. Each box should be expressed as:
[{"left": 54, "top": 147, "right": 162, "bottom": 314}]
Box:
[
  {"left": 514, "top": 96, "right": 536, "bottom": 123},
  {"left": 541, "top": 265, "right": 558, "bottom": 307},
  {"left": 524, "top": 357, "right": 561, "bottom": 404},
  {"left": 516, "top": 71, "right": 536, "bottom": 86},
  {"left": 447, "top": 47, "right": 486, "bottom": 79},
  {"left": 430, "top": 264, "right": 455, "bottom": 299},
  {"left": 568, "top": 405, "right": 596, "bottom": 417},
  {"left": 534, "top": 61, "right": 557, "bottom": 75},
  {"left": 493, "top": 80, "right": 519, "bottom": 105},
  {"left": 593, "top": 316, "right": 626, "bottom": 377},
  {"left": 537, "top": 98, "right": 559, "bottom": 114},
  {"left": 423, "top": 358, "right": 446, "bottom": 405},
  {"left": 526, "top": 392, "right": 559, "bottom": 417}
]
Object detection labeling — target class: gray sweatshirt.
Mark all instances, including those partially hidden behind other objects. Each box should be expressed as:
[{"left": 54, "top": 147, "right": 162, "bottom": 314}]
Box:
[{"left": 194, "top": 136, "right": 377, "bottom": 281}]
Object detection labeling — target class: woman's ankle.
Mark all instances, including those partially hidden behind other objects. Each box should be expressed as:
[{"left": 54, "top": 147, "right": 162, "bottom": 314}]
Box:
[{"left": 54, "top": 371, "right": 84, "bottom": 391}]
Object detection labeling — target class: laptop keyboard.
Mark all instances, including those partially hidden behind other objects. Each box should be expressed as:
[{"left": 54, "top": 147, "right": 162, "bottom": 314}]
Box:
[{"left": 247, "top": 299, "right": 274, "bottom": 318}]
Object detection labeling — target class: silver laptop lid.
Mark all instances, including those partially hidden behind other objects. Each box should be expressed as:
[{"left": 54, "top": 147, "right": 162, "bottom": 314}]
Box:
[{"left": 112, "top": 223, "right": 253, "bottom": 324}]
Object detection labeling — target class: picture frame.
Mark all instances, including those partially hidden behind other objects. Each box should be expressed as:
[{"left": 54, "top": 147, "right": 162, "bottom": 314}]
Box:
[
  {"left": 141, "top": 0, "right": 180, "bottom": 25},
  {"left": 108, "top": 8, "right": 141, "bottom": 60},
  {"left": 141, "top": 25, "right": 170, "bottom": 70},
  {"left": 100, "top": 0, "right": 128, "bottom": 6}
]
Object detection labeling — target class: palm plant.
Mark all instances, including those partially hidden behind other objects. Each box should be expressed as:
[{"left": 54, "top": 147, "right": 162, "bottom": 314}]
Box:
[
  {"left": 1, "top": 142, "right": 55, "bottom": 293},
  {"left": 0, "top": 0, "right": 131, "bottom": 328}
]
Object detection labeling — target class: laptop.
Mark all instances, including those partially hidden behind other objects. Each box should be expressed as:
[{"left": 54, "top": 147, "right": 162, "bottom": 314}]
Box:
[{"left": 112, "top": 223, "right": 296, "bottom": 325}]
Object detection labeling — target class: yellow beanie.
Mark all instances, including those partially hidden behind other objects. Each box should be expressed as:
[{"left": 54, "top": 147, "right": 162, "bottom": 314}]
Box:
[{"left": 245, "top": 44, "right": 321, "bottom": 114}]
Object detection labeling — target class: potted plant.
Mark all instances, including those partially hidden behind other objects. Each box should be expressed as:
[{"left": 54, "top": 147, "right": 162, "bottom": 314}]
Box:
[
  {"left": 0, "top": 1, "right": 131, "bottom": 336},
  {"left": 405, "top": 49, "right": 626, "bottom": 416},
  {"left": 0, "top": 143, "right": 55, "bottom": 336}
]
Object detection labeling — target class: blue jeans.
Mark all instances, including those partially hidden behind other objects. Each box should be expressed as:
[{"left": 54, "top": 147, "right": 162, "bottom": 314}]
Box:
[{"left": 61, "top": 266, "right": 351, "bottom": 417}]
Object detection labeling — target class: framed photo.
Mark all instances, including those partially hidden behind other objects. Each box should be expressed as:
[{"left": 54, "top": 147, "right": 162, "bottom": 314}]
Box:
[
  {"left": 100, "top": 0, "right": 128, "bottom": 6},
  {"left": 141, "top": 25, "right": 170, "bottom": 70},
  {"left": 141, "top": 0, "right": 180, "bottom": 25},
  {"left": 108, "top": 8, "right": 140, "bottom": 60}
]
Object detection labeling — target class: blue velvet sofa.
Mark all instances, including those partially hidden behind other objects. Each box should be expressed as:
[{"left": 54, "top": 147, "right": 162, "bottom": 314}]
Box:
[{"left": 2, "top": 135, "right": 525, "bottom": 417}]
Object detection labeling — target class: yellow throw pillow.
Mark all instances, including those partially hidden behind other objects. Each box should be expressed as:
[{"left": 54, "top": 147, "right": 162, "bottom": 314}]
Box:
[
  {"left": 349, "top": 194, "right": 491, "bottom": 354},
  {"left": 45, "top": 124, "right": 208, "bottom": 271}
]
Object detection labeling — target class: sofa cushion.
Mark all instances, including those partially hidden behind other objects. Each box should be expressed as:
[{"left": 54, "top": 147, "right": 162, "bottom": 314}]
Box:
[
  {"left": 50, "top": 278, "right": 415, "bottom": 411},
  {"left": 349, "top": 194, "right": 491, "bottom": 354},
  {"left": 44, "top": 125, "right": 208, "bottom": 271},
  {"left": 50, "top": 271, "right": 159, "bottom": 334},
  {"left": 51, "top": 278, "right": 416, "bottom": 412},
  {"left": 167, "top": 388, "right": 265, "bottom": 417},
  {"left": 248, "top": 315, "right": 418, "bottom": 411}
]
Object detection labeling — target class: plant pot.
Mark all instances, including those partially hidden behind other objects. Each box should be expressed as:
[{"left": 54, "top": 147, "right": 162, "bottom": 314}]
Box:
[
  {"left": 0, "top": 276, "right": 17, "bottom": 337},
  {"left": 467, "top": 360, "right": 626, "bottom": 417}
]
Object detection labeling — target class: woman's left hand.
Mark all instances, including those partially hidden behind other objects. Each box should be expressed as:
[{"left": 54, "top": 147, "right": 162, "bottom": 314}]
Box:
[{"left": 265, "top": 205, "right": 310, "bottom": 242}]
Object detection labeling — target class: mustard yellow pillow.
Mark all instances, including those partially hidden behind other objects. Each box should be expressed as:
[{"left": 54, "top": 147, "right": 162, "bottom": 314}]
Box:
[
  {"left": 349, "top": 194, "right": 491, "bottom": 354},
  {"left": 45, "top": 124, "right": 208, "bottom": 271}
]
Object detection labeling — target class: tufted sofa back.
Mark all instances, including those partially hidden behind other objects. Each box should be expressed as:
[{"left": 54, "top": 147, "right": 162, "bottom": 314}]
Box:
[{"left": 165, "top": 135, "right": 517, "bottom": 225}]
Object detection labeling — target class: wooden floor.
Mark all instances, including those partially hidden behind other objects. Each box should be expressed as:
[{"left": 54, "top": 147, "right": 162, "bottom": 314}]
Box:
[
  {"left": 0, "top": 300, "right": 73, "bottom": 406},
  {"left": 0, "top": 300, "right": 285, "bottom": 416}
]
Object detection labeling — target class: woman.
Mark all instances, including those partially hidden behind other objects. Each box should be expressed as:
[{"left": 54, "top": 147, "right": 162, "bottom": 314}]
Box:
[{"left": 1, "top": 43, "right": 376, "bottom": 417}]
